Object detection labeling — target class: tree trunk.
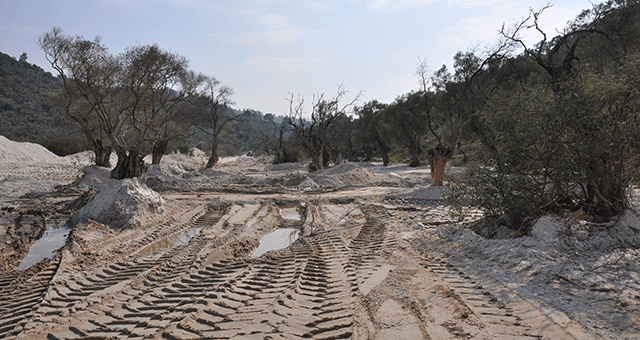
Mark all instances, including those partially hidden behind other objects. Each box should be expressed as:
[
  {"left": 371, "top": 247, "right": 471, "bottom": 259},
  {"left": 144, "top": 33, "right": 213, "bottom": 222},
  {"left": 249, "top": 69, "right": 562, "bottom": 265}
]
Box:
[
  {"left": 427, "top": 143, "right": 454, "bottom": 186},
  {"left": 94, "top": 143, "right": 112, "bottom": 167},
  {"left": 308, "top": 138, "right": 324, "bottom": 172},
  {"left": 88, "top": 137, "right": 112, "bottom": 167},
  {"left": 205, "top": 143, "right": 219, "bottom": 168},
  {"left": 111, "top": 149, "right": 147, "bottom": 180},
  {"left": 377, "top": 140, "right": 390, "bottom": 166},
  {"left": 309, "top": 154, "right": 323, "bottom": 172},
  {"left": 332, "top": 147, "right": 342, "bottom": 166},
  {"left": 585, "top": 153, "right": 627, "bottom": 216},
  {"left": 408, "top": 149, "right": 421, "bottom": 167},
  {"left": 363, "top": 146, "right": 373, "bottom": 162},
  {"left": 408, "top": 137, "right": 422, "bottom": 167},
  {"left": 322, "top": 146, "right": 330, "bottom": 168},
  {"left": 151, "top": 140, "right": 168, "bottom": 165}
]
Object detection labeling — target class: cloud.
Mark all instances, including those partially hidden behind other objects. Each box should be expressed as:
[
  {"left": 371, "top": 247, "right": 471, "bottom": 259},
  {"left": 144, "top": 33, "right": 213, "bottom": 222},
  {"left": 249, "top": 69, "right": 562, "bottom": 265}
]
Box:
[
  {"left": 243, "top": 56, "right": 326, "bottom": 76},
  {"left": 212, "top": 10, "right": 311, "bottom": 45},
  {"left": 259, "top": 13, "right": 289, "bottom": 28}
]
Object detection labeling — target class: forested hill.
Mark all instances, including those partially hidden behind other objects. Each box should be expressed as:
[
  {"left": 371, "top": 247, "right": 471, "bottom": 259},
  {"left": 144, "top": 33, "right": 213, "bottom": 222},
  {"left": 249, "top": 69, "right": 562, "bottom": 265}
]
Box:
[
  {"left": 0, "top": 50, "right": 286, "bottom": 157},
  {"left": 0, "top": 51, "right": 67, "bottom": 143}
]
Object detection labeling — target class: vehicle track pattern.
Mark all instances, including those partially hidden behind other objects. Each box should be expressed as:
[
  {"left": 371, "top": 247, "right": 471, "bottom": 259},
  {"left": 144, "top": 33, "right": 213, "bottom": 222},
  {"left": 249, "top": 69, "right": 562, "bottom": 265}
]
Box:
[
  {"left": 0, "top": 256, "right": 60, "bottom": 340},
  {"left": 8, "top": 204, "right": 392, "bottom": 339},
  {"left": 410, "top": 243, "right": 590, "bottom": 339},
  {"left": 5, "top": 202, "right": 591, "bottom": 339}
]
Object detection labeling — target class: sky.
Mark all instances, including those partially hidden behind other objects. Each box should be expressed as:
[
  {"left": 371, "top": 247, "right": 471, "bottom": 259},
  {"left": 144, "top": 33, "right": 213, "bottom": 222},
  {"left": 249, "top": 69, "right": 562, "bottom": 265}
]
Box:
[{"left": 1, "top": 0, "right": 593, "bottom": 116}]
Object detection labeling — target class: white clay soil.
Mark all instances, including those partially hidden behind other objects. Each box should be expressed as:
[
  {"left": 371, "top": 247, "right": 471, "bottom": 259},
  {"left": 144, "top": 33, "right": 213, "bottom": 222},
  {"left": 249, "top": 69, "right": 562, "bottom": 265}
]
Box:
[{"left": 0, "top": 136, "right": 638, "bottom": 339}]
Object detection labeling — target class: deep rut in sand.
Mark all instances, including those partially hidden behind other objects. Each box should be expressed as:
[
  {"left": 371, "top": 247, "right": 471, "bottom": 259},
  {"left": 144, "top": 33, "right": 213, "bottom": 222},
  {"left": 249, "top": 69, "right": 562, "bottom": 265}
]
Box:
[{"left": 2, "top": 200, "right": 594, "bottom": 339}]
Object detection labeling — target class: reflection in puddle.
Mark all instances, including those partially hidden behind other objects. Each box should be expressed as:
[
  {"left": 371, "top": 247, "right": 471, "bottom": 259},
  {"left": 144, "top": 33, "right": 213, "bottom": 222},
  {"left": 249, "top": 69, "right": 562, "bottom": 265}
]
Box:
[
  {"left": 251, "top": 228, "right": 300, "bottom": 258},
  {"left": 280, "top": 208, "right": 302, "bottom": 222},
  {"left": 137, "top": 227, "right": 202, "bottom": 256},
  {"left": 16, "top": 225, "right": 71, "bottom": 271}
]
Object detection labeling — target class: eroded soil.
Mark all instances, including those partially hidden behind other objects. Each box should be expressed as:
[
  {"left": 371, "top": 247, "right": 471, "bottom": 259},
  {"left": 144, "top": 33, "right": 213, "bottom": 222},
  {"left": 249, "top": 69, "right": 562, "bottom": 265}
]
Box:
[{"left": 0, "top": 157, "right": 638, "bottom": 339}]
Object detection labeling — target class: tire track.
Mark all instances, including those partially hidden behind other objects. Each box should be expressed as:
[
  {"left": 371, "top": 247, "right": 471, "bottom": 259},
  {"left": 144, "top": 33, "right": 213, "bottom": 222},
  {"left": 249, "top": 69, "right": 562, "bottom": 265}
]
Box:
[
  {"left": 413, "top": 246, "right": 586, "bottom": 339},
  {"left": 13, "top": 202, "right": 447, "bottom": 339},
  {"left": 77, "top": 205, "right": 390, "bottom": 339},
  {"left": 26, "top": 207, "right": 225, "bottom": 339},
  {"left": 0, "top": 256, "right": 60, "bottom": 340}
]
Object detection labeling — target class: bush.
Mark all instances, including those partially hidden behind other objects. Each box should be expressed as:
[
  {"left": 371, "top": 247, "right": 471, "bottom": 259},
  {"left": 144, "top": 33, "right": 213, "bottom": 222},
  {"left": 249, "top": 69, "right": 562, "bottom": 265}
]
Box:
[
  {"left": 273, "top": 145, "right": 304, "bottom": 164},
  {"left": 445, "top": 166, "right": 554, "bottom": 230}
]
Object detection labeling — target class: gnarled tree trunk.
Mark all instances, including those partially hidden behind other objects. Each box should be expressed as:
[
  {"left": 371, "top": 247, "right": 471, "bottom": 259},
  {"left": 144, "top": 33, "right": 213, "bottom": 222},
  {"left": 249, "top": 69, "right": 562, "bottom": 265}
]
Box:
[
  {"left": 427, "top": 143, "right": 454, "bottom": 186},
  {"left": 585, "top": 152, "right": 627, "bottom": 216},
  {"left": 151, "top": 140, "right": 168, "bottom": 165},
  {"left": 111, "top": 149, "right": 147, "bottom": 180},
  {"left": 94, "top": 142, "right": 112, "bottom": 167}
]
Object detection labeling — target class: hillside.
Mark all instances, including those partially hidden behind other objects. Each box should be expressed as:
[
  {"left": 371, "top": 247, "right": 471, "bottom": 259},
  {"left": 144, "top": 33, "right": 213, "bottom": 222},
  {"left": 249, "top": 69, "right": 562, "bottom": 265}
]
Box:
[{"left": 0, "top": 51, "right": 70, "bottom": 144}]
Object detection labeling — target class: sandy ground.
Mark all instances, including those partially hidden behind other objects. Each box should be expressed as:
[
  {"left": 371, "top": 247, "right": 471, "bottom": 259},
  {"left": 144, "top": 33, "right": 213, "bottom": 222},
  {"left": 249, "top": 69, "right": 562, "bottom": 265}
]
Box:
[{"left": 0, "top": 139, "right": 639, "bottom": 339}]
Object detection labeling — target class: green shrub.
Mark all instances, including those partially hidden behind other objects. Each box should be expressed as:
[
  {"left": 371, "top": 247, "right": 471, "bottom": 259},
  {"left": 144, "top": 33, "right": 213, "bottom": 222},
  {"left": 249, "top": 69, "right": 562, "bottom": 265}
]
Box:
[
  {"left": 273, "top": 145, "right": 304, "bottom": 164},
  {"left": 445, "top": 166, "right": 554, "bottom": 230}
]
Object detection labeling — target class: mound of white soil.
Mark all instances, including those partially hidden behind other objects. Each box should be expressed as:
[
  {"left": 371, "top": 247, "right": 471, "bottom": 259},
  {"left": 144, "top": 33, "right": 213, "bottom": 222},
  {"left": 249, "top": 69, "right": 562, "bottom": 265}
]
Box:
[
  {"left": 423, "top": 209, "right": 640, "bottom": 338},
  {"left": 73, "top": 177, "right": 166, "bottom": 229},
  {"left": 69, "top": 166, "right": 112, "bottom": 190},
  {"left": 309, "top": 163, "right": 395, "bottom": 187},
  {"left": 0, "top": 135, "right": 69, "bottom": 164},
  {"left": 264, "top": 162, "right": 306, "bottom": 172}
]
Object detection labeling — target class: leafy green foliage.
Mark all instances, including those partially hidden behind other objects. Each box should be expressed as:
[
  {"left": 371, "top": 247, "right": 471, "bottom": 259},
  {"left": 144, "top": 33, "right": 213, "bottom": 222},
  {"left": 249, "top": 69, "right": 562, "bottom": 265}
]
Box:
[
  {"left": 446, "top": 166, "right": 553, "bottom": 228},
  {"left": 448, "top": 0, "right": 640, "bottom": 226}
]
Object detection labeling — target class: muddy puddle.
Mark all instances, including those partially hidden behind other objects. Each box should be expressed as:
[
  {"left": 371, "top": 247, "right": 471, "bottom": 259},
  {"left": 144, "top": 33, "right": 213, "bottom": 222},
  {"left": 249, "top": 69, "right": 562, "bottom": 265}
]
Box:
[
  {"left": 16, "top": 225, "right": 71, "bottom": 271},
  {"left": 137, "top": 227, "right": 202, "bottom": 257},
  {"left": 251, "top": 228, "right": 300, "bottom": 258}
]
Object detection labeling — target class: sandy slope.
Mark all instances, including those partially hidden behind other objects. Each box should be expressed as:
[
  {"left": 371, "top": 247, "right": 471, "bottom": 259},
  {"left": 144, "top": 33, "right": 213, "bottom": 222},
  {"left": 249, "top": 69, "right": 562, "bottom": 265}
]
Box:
[{"left": 0, "top": 137, "right": 638, "bottom": 339}]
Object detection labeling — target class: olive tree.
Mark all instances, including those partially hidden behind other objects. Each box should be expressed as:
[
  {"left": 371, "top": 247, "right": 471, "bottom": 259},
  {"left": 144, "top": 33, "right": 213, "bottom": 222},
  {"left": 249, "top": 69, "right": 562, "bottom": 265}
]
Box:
[
  {"left": 39, "top": 28, "right": 208, "bottom": 179},
  {"left": 39, "top": 28, "right": 117, "bottom": 167},
  {"left": 353, "top": 100, "right": 391, "bottom": 165},
  {"left": 287, "top": 86, "right": 360, "bottom": 171},
  {"left": 448, "top": 1, "right": 640, "bottom": 226},
  {"left": 195, "top": 76, "right": 238, "bottom": 168}
]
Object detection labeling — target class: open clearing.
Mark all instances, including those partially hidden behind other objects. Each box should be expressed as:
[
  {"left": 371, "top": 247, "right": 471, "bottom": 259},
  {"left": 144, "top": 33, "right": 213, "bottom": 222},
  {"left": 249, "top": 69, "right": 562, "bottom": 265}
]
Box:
[{"left": 0, "top": 142, "right": 638, "bottom": 339}]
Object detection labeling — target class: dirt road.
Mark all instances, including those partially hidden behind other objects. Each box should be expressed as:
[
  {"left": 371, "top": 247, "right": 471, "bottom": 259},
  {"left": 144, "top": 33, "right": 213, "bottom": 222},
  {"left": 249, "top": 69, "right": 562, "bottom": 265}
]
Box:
[{"left": 0, "top": 157, "right": 637, "bottom": 339}]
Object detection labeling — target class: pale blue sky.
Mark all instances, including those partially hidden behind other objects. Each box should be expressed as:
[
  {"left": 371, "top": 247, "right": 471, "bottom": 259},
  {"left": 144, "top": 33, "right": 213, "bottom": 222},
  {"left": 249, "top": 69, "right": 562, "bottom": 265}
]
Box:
[{"left": 1, "top": 0, "right": 591, "bottom": 115}]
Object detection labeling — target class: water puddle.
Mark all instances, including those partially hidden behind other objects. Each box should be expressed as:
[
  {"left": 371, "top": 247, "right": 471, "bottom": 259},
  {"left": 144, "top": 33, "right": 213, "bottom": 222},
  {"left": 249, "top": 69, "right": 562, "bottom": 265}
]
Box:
[
  {"left": 137, "top": 227, "right": 202, "bottom": 257},
  {"left": 251, "top": 228, "right": 300, "bottom": 258},
  {"left": 16, "top": 225, "right": 71, "bottom": 271},
  {"left": 280, "top": 207, "right": 302, "bottom": 223}
]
